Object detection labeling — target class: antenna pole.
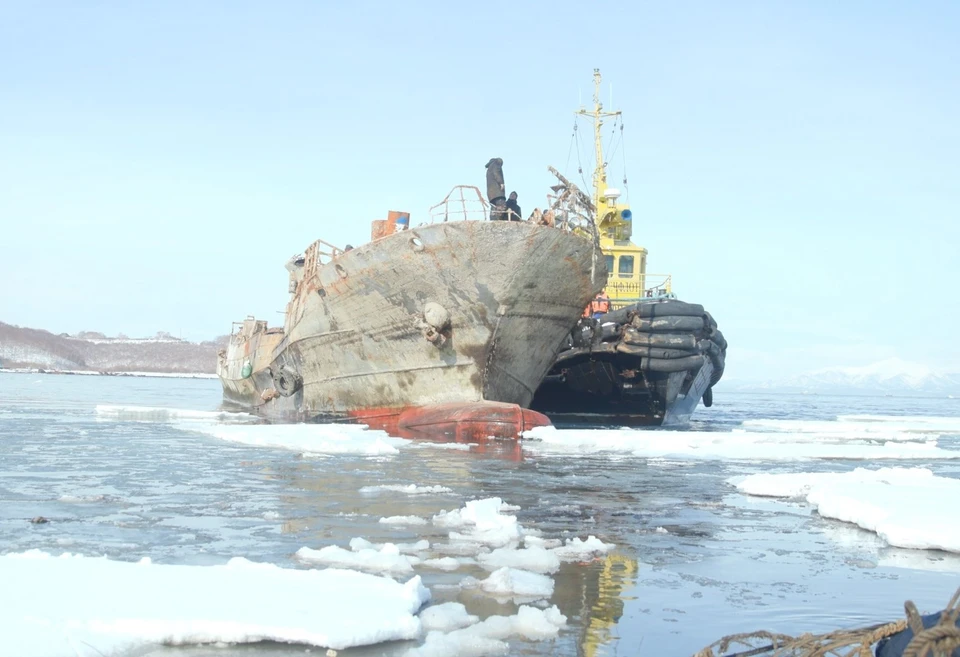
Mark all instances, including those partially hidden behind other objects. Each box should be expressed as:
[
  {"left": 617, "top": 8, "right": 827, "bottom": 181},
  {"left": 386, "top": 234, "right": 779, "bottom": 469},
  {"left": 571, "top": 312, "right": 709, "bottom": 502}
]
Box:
[{"left": 575, "top": 69, "right": 621, "bottom": 210}]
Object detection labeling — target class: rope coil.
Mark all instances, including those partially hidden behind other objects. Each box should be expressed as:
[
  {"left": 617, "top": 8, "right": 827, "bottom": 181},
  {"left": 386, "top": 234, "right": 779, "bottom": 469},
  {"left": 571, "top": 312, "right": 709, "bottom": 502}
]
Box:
[{"left": 693, "top": 586, "right": 960, "bottom": 657}]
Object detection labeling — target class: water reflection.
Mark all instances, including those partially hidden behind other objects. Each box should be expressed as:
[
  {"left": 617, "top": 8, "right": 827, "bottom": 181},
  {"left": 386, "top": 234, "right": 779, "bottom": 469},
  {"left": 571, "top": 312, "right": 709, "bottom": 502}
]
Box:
[{"left": 583, "top": 554, "right": 638, "bottom": 657}]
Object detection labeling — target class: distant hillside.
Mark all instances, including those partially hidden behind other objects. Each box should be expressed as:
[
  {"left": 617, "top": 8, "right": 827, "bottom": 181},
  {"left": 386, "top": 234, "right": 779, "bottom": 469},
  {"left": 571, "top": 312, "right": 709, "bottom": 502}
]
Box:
[
  {"left": 0, "top": 322, "right": 224, "bottom": 374},
  {"left": 733, "top": 357, "right": 960, "bottom": 395}
]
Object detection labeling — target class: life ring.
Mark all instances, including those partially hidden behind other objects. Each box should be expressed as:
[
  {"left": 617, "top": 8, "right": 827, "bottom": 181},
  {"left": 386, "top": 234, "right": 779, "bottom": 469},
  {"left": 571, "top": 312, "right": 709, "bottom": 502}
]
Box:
[{"left": 272, "top": 365, "right": 302, "bottom": 397}]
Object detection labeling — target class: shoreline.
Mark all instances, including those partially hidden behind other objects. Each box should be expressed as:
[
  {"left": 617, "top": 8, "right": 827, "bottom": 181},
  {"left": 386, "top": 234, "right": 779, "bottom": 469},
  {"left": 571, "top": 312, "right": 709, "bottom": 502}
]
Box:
[{"left": 0, "top": 368, "right": 217, "bottom": 380}]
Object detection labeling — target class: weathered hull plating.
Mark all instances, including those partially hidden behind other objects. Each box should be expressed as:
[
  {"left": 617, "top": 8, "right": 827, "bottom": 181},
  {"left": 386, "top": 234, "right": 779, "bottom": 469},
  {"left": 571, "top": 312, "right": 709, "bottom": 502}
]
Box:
[{"left": 217, "top": 220, "right": 605, "bottom": 436}]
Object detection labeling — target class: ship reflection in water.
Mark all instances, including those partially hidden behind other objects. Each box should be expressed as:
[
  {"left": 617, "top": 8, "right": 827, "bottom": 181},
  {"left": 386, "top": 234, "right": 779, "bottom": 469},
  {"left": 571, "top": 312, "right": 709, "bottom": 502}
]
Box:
[{"left": 557, "top": 554, "right": 639, "bottom": 657}]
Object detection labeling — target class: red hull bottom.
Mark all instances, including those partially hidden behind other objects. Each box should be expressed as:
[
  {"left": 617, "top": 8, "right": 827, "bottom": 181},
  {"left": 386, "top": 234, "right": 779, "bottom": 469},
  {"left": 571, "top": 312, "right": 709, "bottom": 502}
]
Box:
[{"left": 345, "top": 401, "right": 551, "bottom": 442}]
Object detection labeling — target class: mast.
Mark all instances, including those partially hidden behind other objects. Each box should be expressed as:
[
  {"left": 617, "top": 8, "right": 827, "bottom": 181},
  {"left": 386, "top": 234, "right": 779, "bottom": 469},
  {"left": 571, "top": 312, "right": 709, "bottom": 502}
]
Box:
[{"left": 576, "top": 68, "right": 621, "bottom": 210}]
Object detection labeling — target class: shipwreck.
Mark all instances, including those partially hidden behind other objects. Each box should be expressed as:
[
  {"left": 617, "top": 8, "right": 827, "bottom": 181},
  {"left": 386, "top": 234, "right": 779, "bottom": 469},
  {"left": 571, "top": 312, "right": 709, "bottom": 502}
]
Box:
[{"left": 217, "top": 185, "right": 607, "bottom": 441}]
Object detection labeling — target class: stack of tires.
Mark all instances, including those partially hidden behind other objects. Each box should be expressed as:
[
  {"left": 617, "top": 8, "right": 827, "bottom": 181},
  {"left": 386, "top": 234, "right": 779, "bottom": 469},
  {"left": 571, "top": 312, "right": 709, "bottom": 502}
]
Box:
[
  {"left": 613, "top": 301, "right": 725, "bottom": 380},
  {"left": 570, "top": 299, "right": 726, "bottom": 400}
]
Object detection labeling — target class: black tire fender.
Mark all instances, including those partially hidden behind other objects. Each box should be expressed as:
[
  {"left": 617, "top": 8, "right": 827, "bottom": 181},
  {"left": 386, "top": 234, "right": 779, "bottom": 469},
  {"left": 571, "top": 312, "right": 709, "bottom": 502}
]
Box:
[{"left": 272, "top": 365, "right": 302, "bottom": 397}]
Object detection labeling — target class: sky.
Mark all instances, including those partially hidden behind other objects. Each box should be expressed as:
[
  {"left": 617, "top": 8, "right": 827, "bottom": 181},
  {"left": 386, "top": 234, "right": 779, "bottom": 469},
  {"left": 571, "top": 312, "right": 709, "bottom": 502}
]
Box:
[{"left": 1, "top": 1, "right": 958, "bottom": 381}]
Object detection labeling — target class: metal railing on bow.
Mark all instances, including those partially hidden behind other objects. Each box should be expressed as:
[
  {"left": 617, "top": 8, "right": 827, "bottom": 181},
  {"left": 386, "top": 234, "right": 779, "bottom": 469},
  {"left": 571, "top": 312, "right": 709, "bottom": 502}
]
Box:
[
  {"left": 421, "top": 169, "right": 602, "bottom": 248},
  {"left": 427, "top": 185, "right": 490, "bottom": 223}
]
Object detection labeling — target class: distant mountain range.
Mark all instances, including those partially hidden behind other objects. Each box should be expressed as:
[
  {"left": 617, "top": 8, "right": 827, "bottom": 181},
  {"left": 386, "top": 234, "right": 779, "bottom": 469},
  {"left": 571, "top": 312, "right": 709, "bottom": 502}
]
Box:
[
  {"left": 0, "top": 322, "right": 222, "bottom": 374},
  {"left": 732, "top": 358, "right": 960, "bottom": 394}
]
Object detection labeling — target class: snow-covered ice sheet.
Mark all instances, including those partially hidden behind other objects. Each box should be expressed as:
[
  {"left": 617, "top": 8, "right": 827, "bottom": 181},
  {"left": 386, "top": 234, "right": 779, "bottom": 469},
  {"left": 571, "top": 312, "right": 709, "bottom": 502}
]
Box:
[
  {"left": 97, "top": 404, "right": 410, "bottom": 455},
  {"left": 95, "top": 404, "right": 255, "bottom": 423},
  {"left": 472, "top": 567, "right": 555, "bottom": 598},
  {"left": 523, "top": 425, "right": 959, "bottom": 461},
  {"left": 838, "top": 414, "right": 960, "bottom": 433},
  {"left": 740, "top": 417, "right": 949, "bottom": 438},
  {"left": 733, "top": 467, "right": 960, "bottom": 553},
  {"left": 180, "top": 422, "right": 408, "bottom": 456},
  {"left": 1, "top": 550, "right": 429, "bottom": 657}
]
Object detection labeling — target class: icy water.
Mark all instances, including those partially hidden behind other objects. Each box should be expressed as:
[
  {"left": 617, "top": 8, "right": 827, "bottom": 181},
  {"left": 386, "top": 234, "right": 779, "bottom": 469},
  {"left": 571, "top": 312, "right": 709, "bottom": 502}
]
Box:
[{"left": 2, "top": 371, "right": 959, "bottom": 657}]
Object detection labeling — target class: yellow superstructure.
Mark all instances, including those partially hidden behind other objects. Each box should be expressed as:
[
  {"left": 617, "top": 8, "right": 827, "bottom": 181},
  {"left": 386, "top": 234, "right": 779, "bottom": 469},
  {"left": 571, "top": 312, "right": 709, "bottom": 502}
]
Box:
[{"left": 577, "top": 69, "right": 672, "bottom": 309}]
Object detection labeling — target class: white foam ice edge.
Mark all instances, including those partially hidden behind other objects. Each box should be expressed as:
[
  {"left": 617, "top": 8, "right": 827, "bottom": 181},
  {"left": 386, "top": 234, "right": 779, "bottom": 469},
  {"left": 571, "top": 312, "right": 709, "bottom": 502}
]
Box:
[
  {"left": 3, "top": 496, "right": 604, "bottom": 656},
  {"left": 732, "top": 466, "right": 960, "bottom": 553}
]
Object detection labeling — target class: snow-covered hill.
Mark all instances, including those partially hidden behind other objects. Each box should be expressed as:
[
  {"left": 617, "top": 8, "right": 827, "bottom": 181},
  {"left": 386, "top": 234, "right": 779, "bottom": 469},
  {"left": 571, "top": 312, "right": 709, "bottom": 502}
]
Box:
[
  {"left": 0, "top": 322, "right": 223, "bottom": 374},
  {"left": 736, "top": 358, "right": 960, "bottom": 394}
]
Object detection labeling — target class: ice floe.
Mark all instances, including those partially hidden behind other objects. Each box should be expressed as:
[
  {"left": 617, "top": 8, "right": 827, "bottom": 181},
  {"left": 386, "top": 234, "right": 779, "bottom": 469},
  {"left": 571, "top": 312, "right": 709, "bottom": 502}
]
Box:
[
  {"left": 468, "top": 566, "right": 556, "bottom": 599},
  {"left": 1, "top": 550, "right": 429, "bottom": 656},
  {"left": 419, "top": 602, "right": 479, "bottom": 632},
  {"left": 405, "top": 605, "right": 566, "bottom": 657},
  {"left": 477, "top": 545, "right": 561, "bottom": 574},
  {"left": 296, "top": 543, "right": 419, "bottom": 575},
  {"left": 350, "top": 537, "right": 430, "bottom": 554},
  {"left": 732, "top": 467, "right": 960, "bottom": 553},
  {"left": 380, "top": 515, "right": 430, "bottom": 526},
  {"left": 433, "top": 497, "right": 522, "bottom": 548},
  {"left": 551, "top": 535, "right": 616, "bottom": 562},
  {"left": 5, "top": 492, "right": 604, "bottom": 655},
  {"left": 421, "top": 556, "right": 472, "bottom": 570},
  {"left": 360, "top": 484, "right": 455, "bottom": 495}
]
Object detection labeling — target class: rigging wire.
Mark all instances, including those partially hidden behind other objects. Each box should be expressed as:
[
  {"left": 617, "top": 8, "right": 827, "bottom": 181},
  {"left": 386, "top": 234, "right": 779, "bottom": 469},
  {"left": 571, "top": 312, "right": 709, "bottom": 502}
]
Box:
[
  {"left": 573, "top": 118, "right": 591, "bottom": 193},
  {"left": 604, "top": 115, "right": 619, "bottom": 164},
  {"left": 606, "top": 116, "right": 623, "bottom": 174},
  {"left": 565, "top": 121, "right": 577, "bottom": 180},
  {"left": 619, "top": 121, "right": 630, "bottom": 205}
]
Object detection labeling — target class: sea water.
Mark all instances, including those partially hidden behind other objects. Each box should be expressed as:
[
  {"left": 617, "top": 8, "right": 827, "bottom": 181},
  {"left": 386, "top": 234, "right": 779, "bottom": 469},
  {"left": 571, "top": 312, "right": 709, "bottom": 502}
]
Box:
[{"left": 1, "top": 372, "right": 958, "bottom": 656}]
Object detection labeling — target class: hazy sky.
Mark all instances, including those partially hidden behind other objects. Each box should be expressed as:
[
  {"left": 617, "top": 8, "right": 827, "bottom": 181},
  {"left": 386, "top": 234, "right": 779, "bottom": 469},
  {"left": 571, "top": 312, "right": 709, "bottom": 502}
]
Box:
[{"left": 1, "top": 1, "right": 957, "bottom": 380}]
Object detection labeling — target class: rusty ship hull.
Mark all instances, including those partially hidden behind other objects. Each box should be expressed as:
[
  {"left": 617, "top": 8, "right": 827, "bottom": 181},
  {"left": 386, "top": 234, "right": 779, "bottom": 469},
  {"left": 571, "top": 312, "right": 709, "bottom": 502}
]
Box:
[{"left": 217, "top": 220, "right": 605, "bottom": 439}]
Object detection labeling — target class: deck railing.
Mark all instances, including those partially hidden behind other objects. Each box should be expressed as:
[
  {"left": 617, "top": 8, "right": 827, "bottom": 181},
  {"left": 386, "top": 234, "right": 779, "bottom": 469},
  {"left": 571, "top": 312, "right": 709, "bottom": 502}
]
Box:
[
  {"left": 427, "top": 185, "right": 491, "bottom": 223},
  {"left": 421, "top": 169, "right": 602, "bottom": 249}
]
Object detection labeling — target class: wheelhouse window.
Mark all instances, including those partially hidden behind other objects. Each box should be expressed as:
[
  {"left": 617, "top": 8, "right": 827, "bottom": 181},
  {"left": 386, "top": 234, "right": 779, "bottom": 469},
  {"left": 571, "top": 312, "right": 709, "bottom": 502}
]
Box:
[
  {"left": 604, "top": 255, "right": 614, "bottom": 276},
  {"left": 618, "top": 255, "right": 634, "bottom": 277}
]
